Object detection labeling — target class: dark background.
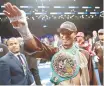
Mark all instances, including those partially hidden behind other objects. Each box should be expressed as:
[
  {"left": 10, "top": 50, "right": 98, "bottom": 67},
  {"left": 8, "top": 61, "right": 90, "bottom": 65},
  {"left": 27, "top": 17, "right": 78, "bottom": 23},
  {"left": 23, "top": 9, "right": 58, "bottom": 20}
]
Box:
[{"left": 0, "top": 0, "right": 103, "bottom": 38}]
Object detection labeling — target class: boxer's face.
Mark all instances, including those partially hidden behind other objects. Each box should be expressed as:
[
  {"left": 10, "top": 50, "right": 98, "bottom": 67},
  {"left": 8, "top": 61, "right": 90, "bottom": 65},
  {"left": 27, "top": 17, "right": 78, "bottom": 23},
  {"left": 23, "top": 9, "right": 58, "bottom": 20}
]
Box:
[{"left": 59, "top": 31, "right": 76, "bottom": 49}]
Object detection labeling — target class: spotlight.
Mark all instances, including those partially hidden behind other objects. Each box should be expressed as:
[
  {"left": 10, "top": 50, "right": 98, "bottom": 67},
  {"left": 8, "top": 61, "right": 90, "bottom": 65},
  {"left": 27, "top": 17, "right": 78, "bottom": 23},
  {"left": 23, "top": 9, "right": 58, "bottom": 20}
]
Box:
[
  {"left": 43, "top": 25, "right": 47, "bottom": 28},
  {"left": 100, "top": 11, "right": 104, "bottom": 17}
]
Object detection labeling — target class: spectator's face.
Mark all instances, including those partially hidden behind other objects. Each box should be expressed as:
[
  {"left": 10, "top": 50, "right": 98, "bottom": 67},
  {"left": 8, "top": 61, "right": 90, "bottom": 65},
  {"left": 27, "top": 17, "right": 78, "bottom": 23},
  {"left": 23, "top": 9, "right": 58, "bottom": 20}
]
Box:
[
  {"left": 76, "top": 36, "right": 84, "bottom": 44},
  {"left": 7, "top": 38, "right": 20, "bottom": 54},
  {"left": 92, "top": 31, "right": 97, "bottom": 37},
  {"left": 98, "top": 33, "right": 104, "bottom": 41},
  {"left": 54, "top": 34, "right": 59, "bottom": 41},
  {"left": 59, "top": 32, "right": 76, "bottom": 49}
]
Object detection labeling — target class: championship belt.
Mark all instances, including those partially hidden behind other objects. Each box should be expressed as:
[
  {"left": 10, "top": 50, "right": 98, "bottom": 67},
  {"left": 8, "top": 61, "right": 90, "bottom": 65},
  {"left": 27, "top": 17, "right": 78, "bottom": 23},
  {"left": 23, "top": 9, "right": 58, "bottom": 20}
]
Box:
[{"left": 50, "top": 50, "right": 80, "bottom": 85}]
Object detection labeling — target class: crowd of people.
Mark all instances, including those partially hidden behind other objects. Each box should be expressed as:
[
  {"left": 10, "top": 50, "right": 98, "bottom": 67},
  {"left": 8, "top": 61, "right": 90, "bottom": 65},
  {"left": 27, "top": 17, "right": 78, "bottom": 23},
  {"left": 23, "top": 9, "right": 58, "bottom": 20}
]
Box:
[{"left": 0, "top": 2, "right": 103, "bottom": 85}]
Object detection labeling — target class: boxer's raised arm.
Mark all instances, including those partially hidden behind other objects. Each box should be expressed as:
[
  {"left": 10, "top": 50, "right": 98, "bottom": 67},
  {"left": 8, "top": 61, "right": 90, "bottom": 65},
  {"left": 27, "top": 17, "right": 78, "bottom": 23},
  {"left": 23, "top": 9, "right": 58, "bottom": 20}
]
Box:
[
  {"left": 3, "top": 2, "right": 41, "bottom": 51},
  {"left": 3, "top": 2, "right": 57, "bottom": 59}
]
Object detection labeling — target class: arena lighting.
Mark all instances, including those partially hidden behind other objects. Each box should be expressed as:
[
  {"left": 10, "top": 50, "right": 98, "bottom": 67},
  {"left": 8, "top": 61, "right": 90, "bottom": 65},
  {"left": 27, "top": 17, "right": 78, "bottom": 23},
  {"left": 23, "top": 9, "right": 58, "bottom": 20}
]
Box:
[
  {"left": 1, "top": 5, "right": 101, "bottom": 9},
  {"left": 35, "top": 12, "right": 46, "bottom": 15},
  {"left": 26, "top": 13, "right": 31, "bottom": 15},
  {"left": 1, "top": 5, "right": 5, "bottom": 8},
  {"left": 84, "top": 12, "right": 89, "bottom": 14},
  {"left": 95, "top": 6, "right": 100, "bottom": 9},
  {"left": 20, "top": 6, "right": 33, "bottom": 8},
  {"left": 43, "top": 25, "right": 47, "bottom": 28},
  {"left": 64, "top": 12, "right": 75, "bottom": 14},
  {"left": 68, "top": 6, "right": 79, "bottom": 8},
  {"left": 78, "top": 12, "right": 85, "bottom": 14},
  {"left": 54, "top": 6, "right": 65, "bottom": 8},
  {"left": 100, "top": 11, "right": 104, "bottom": 17},
  {"left": 0, "top": 13, "right": 5, "bottom": 15},
  {"left": 18, "top": 6, "right": 100, "bottom": 9},
  {"left": 50, "top": 12, "right": 62, "bottom": 15},
  {"left": 82, "top": 6, "right": 92, "bottom": 9},
  {"left": 38, "top": 6, "right": 49, "bottom": 8},
  {"left": 64, "top": 12, "right": 73, "bottom": 14},
  {"left": 86, "top": 9, "right": 88, "bottom": 12},
  {"left": 78, "top": 12, "right": 89, "bottom": 15},
  {"left": 0, "top": 12, "right": 31, "bottom": 15},
  {"left": 90, "top": 12, "right": 100, "bottom": 14}
]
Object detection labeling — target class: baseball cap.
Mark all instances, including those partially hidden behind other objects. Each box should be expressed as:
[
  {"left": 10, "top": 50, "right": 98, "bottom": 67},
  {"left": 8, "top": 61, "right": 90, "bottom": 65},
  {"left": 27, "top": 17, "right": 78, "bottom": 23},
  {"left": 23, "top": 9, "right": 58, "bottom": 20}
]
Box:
[
  {"left": 98, "top": 29, "right": 104, "bottom": 34},
  {"left": 59, "top": 21, "right": 77, "bottom": 31}
]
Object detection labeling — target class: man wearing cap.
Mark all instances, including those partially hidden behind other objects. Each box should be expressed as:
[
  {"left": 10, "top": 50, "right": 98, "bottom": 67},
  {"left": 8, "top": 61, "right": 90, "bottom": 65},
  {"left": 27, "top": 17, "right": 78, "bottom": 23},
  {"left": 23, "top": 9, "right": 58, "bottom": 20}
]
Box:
[
  {"left": 94, "top": 29, "right": 104, "bottom": 85},
  {"left": 3, "top": 2, "right": 91, "bottom": 85}
]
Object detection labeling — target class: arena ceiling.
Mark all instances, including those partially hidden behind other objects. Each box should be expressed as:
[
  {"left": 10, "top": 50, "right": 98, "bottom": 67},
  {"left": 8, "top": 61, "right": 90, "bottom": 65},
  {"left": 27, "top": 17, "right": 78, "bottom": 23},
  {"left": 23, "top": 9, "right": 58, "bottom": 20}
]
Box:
[{"left": 0, "top": 0, "right": 103, "bottom": 38}]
